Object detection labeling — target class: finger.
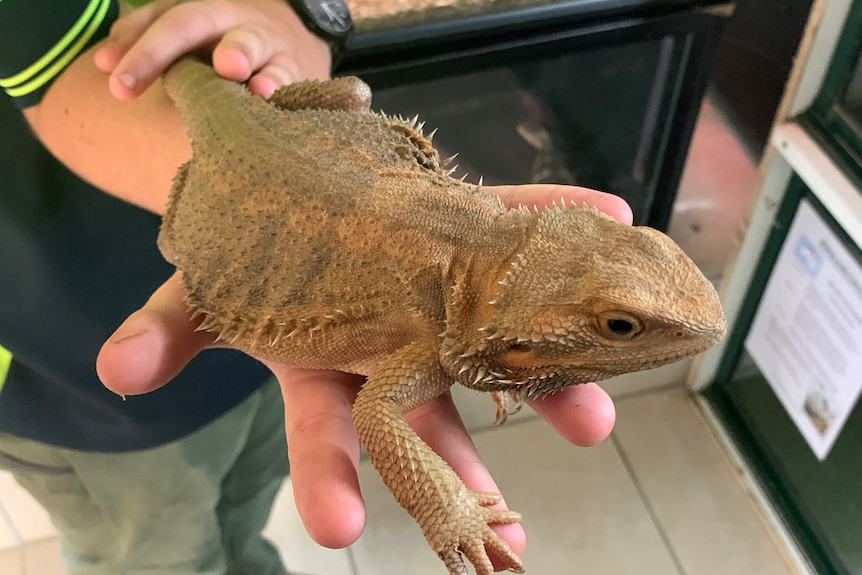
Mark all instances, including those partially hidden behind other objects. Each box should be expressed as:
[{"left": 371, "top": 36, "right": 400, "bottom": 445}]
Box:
[
  {"left": 246, "top": 55, "right": 306, "bottom": 98},
  {"left": 246, "top": 59, "right": 301, "bottom": 98},
  {"left": 108, "top": 2, "right": 241, "bottom": 100},
  {"left": 276, "top": 367, "right": 366, "bottom": 548},
  {"left": 244, "top": 43, "right": 331, "bottom": 96},
  {"left": 528, "top": 383, "right": 616, "bottom": 447},
  {"left": 491, "top": 184, "right": 634, "bottom": 225},
  {"left": 94, "top": 0, "right": 167, "bottom": 72},
  {"left": 210, "top": 8, "right": 330, "bottom": 93},
  {"left": 406, "top": 393, "right": 526, "bottom": 569},
  {"left": 245, "top": 69, "right": 281, "bottom": 99},
  {"left": 211, "top": 24, "right": 273, "bottom": 82},
  {"left": 93, "top": 0, "right": 176, "bottom": 73},
  {"left": 96, "top": 271, "right": 214, "bottom": 396}
]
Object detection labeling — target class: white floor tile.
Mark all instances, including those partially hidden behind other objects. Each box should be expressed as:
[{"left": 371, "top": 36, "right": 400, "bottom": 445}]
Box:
[
  {"left": 351, "top": 418, "right": 680, "bottom": 575},
  {"left": 0, "top": 471, "right": 56, "bottom": 543},
  {"left": 613, "top": 387, "right": 797, "bottom": 575},
  {"left": 0, "top": 545, "right": 23, "bottom": 575},
  {"left": 0, "top": 490, "right": 21, "bottom": 551},
  {"left": 600, "top": 360, "right": 693, "bottom": 399},
  {"left": 263, "top": 478, "right": 355, "bottom": 575},
  {"left": 24, "top": 537, "right": 68, "bottom": 575},
  {"left": 0, "top": 480, "right": 23, "bottom": 552}
]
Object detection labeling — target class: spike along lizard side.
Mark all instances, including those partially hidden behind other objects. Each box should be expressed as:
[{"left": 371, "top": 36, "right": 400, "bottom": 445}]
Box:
[{"left": 158, "top": 58, "right": 727, "bottom": 575}]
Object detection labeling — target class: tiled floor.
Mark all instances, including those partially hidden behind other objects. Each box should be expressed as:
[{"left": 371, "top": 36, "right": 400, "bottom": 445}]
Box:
[
  {"left": 0, "top": 384, "right": 796, "bottom": 575},
  {"left": 0, "top": 98, "right": 785, "bottom": 575}
]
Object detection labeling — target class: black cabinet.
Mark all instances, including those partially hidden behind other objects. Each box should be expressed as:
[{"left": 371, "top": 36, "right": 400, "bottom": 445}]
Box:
[{"left": 340, "top": 1, "right": 733, "bottom": 229}]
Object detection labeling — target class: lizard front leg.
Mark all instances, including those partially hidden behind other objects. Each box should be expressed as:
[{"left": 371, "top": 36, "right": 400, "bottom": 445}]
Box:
[{"left": 353, "top": 341, "right": 524, "bottom": 575}]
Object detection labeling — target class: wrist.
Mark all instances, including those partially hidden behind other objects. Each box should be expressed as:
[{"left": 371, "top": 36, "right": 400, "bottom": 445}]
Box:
[{"left": 285, "top": 0, "right": 353, "bottom": 72}]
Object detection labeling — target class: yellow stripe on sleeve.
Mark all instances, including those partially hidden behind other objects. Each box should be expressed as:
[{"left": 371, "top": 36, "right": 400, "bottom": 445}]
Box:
[
  {"left": 0, "top": 345, "right": 11, "bottom": 394},
  {"left": 0, "top": 0, "right": 111, "bottom": 98}
]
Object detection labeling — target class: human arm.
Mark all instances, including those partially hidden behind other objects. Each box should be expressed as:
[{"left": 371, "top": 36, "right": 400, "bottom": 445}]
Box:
[{"left": 16, "top": 0, "right": 329, "bottom": 214}]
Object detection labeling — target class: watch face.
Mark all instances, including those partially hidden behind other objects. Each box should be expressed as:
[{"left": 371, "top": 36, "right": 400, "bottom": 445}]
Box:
[{"left": 304, "top": 0, "right": 353, "bottom": 37}]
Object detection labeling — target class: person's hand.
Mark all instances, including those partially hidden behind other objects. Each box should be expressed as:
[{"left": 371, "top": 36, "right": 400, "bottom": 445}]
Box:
[
  {"left": 97, "top": 185, "right": 628, "bottom": 567},
  {"left": 93, "top": 0, "right": 331, "bottom": 100}
]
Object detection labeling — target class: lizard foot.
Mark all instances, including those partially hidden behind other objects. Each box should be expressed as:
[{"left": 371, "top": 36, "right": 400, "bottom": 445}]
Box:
[{"left": 433, "top": 491, "right": 524, "bottom": 575}]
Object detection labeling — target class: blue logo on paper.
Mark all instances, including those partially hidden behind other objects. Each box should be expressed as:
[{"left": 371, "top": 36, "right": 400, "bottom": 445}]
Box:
[{"left": 794, "top": 235, "right": 822, "bottom": 277}]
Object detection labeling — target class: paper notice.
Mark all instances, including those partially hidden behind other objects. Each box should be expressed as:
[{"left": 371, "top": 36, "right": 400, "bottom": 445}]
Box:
[{"left": 745, "top": 198, "right": 862, "bottom": 460}]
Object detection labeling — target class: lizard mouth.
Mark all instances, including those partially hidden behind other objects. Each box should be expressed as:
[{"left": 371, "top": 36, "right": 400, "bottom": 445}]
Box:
[{"left": 455, "top": 362, "right": 595, "bottom": 396}]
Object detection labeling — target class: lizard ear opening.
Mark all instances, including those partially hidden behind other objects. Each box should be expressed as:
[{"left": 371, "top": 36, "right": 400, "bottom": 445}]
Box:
[
  {"left": 597, "top": 311, "right": 643, "bottom": 341},
  {"left": 502, "top": 341, "right": 538, "bottom": 368}
]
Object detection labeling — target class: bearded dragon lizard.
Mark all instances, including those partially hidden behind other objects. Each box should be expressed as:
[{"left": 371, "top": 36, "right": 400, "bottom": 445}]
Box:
[{"left": 159, "top": 58, "right": 726, "bottom": 575}]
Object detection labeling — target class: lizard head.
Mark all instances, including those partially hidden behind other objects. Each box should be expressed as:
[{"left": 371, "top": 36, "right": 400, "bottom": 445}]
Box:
[{"left": 440, "top": 204, "right": 727, "bottom": 399}]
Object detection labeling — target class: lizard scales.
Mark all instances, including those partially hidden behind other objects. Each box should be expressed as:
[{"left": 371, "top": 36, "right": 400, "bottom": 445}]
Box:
[{"left": 159, "top": 58, "right": 726, "bottom": 575}]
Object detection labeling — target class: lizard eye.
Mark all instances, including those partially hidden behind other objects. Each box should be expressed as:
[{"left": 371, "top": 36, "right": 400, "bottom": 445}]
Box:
[
  {"left": 597, "top": 312, "right": 643, "bottom": 341},
  {"left": 608, "top": 319, "right": 634, "bottom": 334}
]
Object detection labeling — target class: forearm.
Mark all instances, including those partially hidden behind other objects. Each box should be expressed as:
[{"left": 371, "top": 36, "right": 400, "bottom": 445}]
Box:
[
  {"left": 10, "top": 0, "right": 333, "bottom": 215},
  {"left": 23, "top": 44, "right": 188, "bottom": 215}
]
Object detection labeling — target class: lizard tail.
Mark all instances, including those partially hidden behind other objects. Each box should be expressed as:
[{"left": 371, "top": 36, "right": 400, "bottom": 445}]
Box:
[{"left": 162, "top": 57, "right": 249, "bottom": 135}]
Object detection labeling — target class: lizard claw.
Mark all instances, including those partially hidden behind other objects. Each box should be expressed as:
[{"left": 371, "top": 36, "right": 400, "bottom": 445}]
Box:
[
  {"left": 437, "top": 524, "right": 525, "bottom": 575},
  {"left": 438, "top": 546, "right": 470, "bottom": 575},
  {"left": 483, "top": 507, "right": 522, "bottom": 524},
  {"left": 473, "top": 491, "right": 504, "bottom": 506},
  {"left": 434, "top": 491, "right": 525, "bottom": 575},
  {"left": 474, "top": 491, "right": 522, "bottom": 525}
]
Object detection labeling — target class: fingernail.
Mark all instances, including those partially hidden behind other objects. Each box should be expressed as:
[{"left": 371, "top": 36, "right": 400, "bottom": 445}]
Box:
[
  {"left": 116, "top": 73, "right": 136, "bottom": 90},
  {"left": 111, "top": 325, "right": 146, "bottom": 345}
]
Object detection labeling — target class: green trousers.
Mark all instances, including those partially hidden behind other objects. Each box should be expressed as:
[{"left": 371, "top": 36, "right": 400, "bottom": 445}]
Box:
[{"left": 0, "top": 379, "right": 289, "bottom": 575}]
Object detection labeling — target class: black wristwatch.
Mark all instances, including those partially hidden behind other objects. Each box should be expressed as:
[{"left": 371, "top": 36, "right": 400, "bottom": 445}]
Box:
[{"left": 287, "top": 0, "right": 354, "bottom": 71}]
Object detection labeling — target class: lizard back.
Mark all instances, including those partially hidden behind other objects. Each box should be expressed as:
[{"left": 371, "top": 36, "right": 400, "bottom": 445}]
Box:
[{"left": 159, "top": 59, "right": 523, "bottom": 373}]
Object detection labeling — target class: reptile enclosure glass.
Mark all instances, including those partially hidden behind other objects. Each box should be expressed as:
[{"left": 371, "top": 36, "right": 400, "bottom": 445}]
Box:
[
  {"left": 338, "top": 0, "right": 734, "bottom": 230},
  {"left": 703, "top": 3, "right": 862, "bottom": 574}
]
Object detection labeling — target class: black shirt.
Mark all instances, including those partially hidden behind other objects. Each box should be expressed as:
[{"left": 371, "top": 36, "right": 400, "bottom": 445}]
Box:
[{"left": 0, "top": 0, "right": 272, "bottom": 451}]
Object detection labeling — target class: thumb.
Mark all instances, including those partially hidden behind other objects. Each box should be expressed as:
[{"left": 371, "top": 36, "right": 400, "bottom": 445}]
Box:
[{"left": 96, "top": 271, "right": 215, "bottom": 396}]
